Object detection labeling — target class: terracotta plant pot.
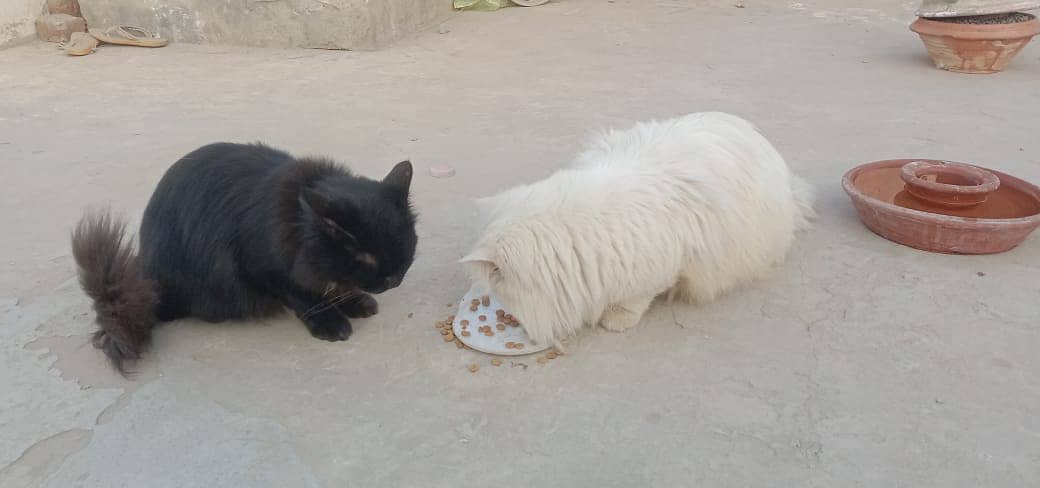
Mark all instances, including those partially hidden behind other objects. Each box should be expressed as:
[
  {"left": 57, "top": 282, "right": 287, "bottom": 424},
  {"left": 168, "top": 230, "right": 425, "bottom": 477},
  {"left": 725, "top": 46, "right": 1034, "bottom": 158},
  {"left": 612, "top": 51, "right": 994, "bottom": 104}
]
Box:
[
  {"left": 842, "top": 159, "right": 1040, "bottom": 254},
  {"left": 910, "top": 13, "right": 1040, "bottom": 73}
]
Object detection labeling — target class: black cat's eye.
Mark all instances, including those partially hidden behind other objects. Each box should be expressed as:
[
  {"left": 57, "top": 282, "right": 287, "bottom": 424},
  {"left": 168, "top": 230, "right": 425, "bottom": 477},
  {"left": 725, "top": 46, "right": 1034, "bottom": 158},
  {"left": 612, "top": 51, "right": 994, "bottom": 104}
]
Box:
[{"left": 322, "top": 218, "right": 359, "bottom": 247}]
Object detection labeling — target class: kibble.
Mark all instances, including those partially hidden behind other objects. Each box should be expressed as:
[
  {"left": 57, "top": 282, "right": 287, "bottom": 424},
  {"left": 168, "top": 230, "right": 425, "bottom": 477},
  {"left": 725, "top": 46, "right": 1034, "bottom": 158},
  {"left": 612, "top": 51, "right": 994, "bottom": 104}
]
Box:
[
  {"left": 537, "top": 357, "right": 547, "bottom": 364},
  {"left": 461, "top": 330, "right": 471, "bottom": 337},
  {"left": 496, "top": 309, "right": 505, "bottom": 317},
  {"left": 460, "top": 320, "right": 469, "bottom": 326},
  {"left": 468, "top": 364, "right": 479, "bottom": 373},
  {"left": 482, "top": 295, "right": 491, "bottom": 307},
  {"left": 496, "top": 323, "right": 506, "bottom": 331},
  {"left": 479, "top": 315, "right": 487, "bottom": 321},
  {"left": 443, "top": 334, "right": 455, "bottom": 342},
  {"left": 546, "top": 351, "right": 558, "bottom": 360},
  {"left": 440, "top": 329, "right": 451, "bottom": 336},
  {"left": 469, "top": 305, "right": 479, "bottom": 312},
  {"left": 491, "top": 358, "right": 503, "bottom": 366},
  {"left": 455, "top": 339, "right": 465, "bottom": 349}
]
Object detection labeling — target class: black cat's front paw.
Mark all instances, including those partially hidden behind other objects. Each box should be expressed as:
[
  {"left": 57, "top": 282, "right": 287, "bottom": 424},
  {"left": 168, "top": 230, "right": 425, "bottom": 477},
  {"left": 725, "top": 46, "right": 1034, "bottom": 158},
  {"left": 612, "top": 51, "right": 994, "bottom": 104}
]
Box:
[
  {"left": 339, "top": 293, "right": 379, "bottom": 318},
  {"left": 304, "top": 313, "right": 352, "bottom": 342}
]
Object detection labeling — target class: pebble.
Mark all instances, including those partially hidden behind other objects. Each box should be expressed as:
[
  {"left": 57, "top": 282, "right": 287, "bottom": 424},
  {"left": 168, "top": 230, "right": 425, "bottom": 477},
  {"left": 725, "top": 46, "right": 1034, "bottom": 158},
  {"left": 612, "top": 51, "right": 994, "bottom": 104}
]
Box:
[{"left": 429, "top": 164, "right": 456, "bottom": 178}]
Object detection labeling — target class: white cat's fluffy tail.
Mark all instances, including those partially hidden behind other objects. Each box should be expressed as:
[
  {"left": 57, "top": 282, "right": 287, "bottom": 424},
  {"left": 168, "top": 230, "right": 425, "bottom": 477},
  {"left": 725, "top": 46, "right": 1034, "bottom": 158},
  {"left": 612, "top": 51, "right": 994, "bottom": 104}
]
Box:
[{"left": 790, "top": 175, "right": 816, "bottom": 232}]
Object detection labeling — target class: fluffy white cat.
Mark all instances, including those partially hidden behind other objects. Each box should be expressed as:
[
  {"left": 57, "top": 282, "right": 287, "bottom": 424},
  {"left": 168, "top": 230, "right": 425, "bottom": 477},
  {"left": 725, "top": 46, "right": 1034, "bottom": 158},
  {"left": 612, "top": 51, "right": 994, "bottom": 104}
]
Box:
[{"left": 462, "top": 112, "right": 814, "bottom": 347}]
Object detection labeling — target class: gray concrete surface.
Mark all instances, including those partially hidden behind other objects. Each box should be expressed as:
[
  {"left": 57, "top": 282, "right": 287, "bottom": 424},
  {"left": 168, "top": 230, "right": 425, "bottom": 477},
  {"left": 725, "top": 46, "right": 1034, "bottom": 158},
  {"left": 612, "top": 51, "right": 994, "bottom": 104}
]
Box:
[
  {"left": 2, "top": 1, "right": 1039, "bottom": 486},
  {"left": 79, "top": 0, "right": 454, "bottom": 50}
]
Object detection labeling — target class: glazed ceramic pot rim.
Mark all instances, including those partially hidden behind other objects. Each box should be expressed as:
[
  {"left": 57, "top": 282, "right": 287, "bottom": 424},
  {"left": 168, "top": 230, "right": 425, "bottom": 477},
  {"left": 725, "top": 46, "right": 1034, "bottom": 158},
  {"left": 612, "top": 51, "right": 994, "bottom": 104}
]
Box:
[
  {"left": 841, "top": 159, "right": 1040, "bottom": 225},
  {"left": 900, "top": 160, "right": 1000, "bottom": 196}
]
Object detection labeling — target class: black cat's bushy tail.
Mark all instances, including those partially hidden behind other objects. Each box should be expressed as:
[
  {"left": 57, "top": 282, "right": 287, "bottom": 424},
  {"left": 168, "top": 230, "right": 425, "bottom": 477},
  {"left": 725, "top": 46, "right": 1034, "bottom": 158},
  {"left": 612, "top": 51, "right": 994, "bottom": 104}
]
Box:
[{"left": 71, "top": 209, "right": 158, "bottom": 374}]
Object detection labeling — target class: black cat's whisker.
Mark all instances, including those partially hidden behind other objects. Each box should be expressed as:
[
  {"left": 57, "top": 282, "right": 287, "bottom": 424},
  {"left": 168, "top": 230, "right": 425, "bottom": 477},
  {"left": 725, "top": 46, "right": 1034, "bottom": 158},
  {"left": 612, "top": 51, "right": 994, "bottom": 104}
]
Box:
[
  {"left": 300, "top": 290, "right": 354, "bottom": 319},
  {"left": 322, "top": 283, "right": 336, "bottom": 298}
]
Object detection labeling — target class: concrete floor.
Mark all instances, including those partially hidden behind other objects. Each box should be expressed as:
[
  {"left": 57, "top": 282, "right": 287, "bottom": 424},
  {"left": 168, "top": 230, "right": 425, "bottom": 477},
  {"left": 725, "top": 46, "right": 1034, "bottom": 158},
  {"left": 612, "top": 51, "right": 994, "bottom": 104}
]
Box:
[{"left": 2, "top": 1, "right": 1039, "bottom": 486}]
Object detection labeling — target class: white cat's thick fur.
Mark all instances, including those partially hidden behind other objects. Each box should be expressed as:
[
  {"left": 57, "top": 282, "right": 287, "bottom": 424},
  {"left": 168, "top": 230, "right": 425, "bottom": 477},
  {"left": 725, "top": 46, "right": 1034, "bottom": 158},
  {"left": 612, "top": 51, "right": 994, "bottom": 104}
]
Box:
[{"left": 462, "top": 112, "right": 814, "bottom": 347}]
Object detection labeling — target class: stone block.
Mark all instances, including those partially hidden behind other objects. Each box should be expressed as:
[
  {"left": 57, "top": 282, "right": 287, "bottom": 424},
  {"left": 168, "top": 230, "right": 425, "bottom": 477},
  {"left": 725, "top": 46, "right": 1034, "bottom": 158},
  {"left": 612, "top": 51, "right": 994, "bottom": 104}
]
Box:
[
  {"left": 80, "top": 0, "right": 454, "bottom": 50},
  {"left": 35, "top": 13, "right": 86, "bottom": 43},
  {"left": 48, "top": 0, "right": 82, "bottom": 17}
]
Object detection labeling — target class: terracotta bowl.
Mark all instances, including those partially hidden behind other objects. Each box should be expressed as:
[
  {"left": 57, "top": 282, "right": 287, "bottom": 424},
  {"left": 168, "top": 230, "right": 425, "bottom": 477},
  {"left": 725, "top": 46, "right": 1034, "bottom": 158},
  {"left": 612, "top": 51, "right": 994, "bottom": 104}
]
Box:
[
  {"left": 842, "top": 159, "right": 1040, "bottom": 254},
  {"left": 910, "top": 14, "right": 1040, "bottom": 73}
]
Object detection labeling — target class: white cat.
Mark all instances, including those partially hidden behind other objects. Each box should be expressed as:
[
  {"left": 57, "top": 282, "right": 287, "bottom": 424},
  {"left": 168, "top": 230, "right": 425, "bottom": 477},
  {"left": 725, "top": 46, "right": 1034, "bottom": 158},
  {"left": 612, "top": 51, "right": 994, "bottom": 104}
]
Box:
[{"left": 462, "top": 112, "right": 814, "bottom": 347}]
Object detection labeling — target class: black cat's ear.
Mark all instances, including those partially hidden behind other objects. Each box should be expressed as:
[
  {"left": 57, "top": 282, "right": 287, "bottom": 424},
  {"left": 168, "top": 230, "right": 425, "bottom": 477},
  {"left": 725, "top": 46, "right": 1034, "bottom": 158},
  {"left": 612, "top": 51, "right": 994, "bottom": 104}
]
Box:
[
  {"left": 383, "top": 161, "right": 413, "bottom": 194},
  {"left": 301, "top": 188, "right": 333, "bottom": 217}
]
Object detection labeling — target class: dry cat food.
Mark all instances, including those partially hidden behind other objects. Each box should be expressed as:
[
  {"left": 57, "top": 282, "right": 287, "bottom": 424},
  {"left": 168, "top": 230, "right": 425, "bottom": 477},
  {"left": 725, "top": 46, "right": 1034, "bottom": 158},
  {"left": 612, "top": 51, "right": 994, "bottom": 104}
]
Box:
[
  {"left": 468, "top": 364, "right": 479, "bottom": 373},
  {"left": 446, "top": 289, "right": 552, "bottom": 357},
  {"left": 491, "top": 358, "right": 503, "bottom": 367}
]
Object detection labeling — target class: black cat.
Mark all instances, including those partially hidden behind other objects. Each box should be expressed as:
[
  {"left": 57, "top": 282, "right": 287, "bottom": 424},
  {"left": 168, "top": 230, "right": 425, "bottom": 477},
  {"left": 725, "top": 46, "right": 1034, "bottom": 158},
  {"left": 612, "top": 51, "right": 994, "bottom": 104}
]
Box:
[{"left": 72, "top": 143, "right": 417, "bottom": 373}]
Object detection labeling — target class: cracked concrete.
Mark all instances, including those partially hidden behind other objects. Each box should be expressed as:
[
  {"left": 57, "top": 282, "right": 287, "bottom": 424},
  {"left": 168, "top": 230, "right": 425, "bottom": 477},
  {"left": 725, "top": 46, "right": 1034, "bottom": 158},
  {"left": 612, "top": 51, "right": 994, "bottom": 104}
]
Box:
[{"left": 2, "top": 0, "right": 1039, "bottom": 486}]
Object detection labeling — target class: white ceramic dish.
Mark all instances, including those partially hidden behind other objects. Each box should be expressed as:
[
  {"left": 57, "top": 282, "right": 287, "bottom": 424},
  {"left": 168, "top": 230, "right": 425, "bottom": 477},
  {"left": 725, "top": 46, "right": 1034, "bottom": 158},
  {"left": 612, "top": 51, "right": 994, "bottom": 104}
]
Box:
[{"left": 452, "top": 286, "right": 550, "bottom": 356}]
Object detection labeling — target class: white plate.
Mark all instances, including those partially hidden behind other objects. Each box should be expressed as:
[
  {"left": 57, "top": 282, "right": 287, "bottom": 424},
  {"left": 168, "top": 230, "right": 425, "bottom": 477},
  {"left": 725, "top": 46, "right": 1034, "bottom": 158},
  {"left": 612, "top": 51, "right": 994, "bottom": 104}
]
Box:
[{"left": 452, "top": 286, "right": 550, "bottom": 356}]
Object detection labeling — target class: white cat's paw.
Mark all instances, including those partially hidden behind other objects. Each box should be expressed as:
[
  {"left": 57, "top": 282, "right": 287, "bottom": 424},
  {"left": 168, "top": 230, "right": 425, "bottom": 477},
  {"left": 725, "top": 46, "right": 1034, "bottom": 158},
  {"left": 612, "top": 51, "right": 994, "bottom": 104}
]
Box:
[
  {"left": 599, "top": 296, "right": 654, "bottom": 332},
  {"left": 599, "top": 306, "right": 643, "bottom": 332}
]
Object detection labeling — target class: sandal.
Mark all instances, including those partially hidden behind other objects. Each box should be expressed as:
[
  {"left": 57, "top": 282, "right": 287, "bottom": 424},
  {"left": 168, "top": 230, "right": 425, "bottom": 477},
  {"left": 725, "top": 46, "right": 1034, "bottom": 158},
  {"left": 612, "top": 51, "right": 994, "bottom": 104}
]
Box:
[
  {"left": 88, "top": 26, "right": 168, "bottom": 48},
  {"left": 58, "top": 32, "right": 99, "bottom": 56}
]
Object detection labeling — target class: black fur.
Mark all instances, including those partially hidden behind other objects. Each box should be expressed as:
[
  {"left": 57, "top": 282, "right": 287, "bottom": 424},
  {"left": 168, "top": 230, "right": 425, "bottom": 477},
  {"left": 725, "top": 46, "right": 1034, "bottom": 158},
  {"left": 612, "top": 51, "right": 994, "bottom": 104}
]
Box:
[{"left": 71, "top": 143, "right": 417, "bottom": 373}]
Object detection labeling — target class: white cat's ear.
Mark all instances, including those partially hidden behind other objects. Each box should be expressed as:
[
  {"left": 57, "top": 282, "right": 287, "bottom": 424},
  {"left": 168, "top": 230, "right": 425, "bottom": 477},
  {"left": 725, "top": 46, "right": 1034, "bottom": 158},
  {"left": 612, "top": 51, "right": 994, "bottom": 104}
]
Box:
[{"left": 459, "top": 248, "right": 495, "bottom": 265}]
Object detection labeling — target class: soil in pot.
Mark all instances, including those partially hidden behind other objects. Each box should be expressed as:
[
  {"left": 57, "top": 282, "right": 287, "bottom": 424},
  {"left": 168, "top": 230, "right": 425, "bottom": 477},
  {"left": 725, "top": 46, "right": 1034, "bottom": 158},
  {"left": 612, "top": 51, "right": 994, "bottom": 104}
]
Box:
[{"left": 932, "top": 12, "right": 1035, "bottom": 24}]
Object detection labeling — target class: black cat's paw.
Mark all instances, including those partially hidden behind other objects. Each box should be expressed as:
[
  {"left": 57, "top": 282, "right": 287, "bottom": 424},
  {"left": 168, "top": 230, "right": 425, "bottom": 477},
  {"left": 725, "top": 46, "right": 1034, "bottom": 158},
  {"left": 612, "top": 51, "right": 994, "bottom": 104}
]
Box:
[
  {"left": 339, "top": 293, "right": 379, "bottom": 319},
  {"left": 305, "top": 314, "right": 352, "bottom": 342}
]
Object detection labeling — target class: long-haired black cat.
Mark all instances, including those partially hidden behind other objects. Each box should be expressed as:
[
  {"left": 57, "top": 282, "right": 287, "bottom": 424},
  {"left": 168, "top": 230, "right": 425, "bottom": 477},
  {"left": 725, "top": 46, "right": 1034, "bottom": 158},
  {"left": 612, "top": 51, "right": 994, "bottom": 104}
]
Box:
[{"left": 72, "top": 143, "right": 417, "bottom": 373}]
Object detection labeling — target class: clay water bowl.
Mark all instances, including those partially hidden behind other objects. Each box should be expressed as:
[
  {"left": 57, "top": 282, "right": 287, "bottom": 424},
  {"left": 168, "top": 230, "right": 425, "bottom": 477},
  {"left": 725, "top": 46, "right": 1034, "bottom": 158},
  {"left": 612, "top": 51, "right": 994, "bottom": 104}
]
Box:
[{"left": 842, "top": 159, "right": 1040, "bottom": 254}]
